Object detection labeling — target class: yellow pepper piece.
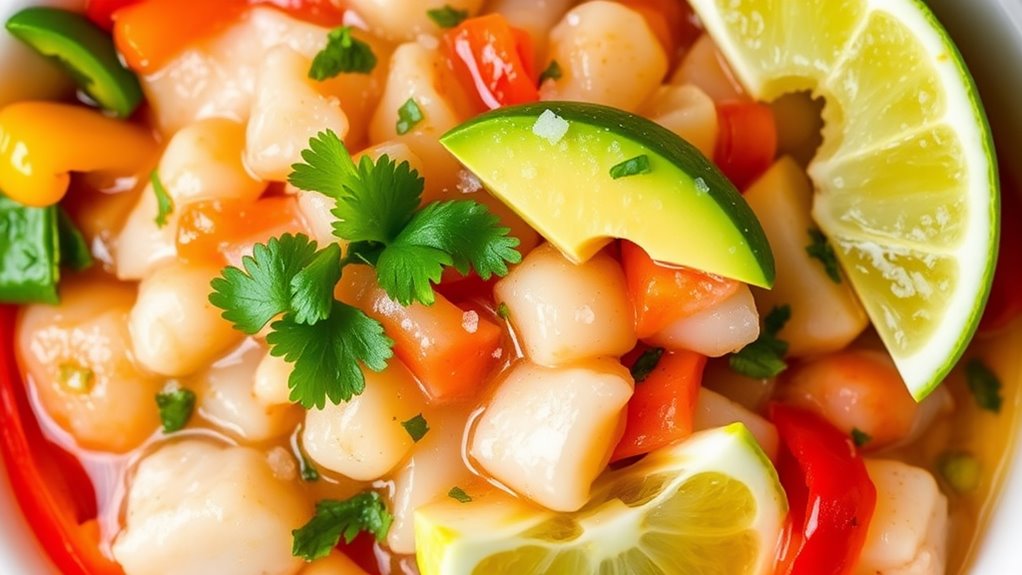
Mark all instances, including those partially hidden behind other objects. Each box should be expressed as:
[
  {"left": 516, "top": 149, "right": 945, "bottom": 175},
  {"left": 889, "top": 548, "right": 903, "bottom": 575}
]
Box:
[{"left": 0, "top": 102, "right": 156, "bottom": 207}]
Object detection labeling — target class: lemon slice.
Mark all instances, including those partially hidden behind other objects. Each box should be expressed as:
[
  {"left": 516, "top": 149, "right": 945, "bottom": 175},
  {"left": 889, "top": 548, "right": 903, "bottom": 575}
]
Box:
[
  {"left": 415, "top": 424, "right": 786, "bottom": 575},
  {"left": 687, "top": 0, "right": 998, "bottom": 399}
]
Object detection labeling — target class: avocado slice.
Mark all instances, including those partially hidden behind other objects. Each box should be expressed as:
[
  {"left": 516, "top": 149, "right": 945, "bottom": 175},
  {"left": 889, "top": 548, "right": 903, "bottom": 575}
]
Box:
[
  {"left": 6, "top": 8, "right": 143, "bottom": 118},
  {"left": 440, "top": 102, "right": 775, "bottom": 288}
]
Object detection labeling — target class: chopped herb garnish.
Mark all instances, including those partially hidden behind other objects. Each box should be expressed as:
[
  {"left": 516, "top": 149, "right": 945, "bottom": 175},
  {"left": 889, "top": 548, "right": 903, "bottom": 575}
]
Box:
[
  {"left": 938, "top": 451, "right": 981, "bottom": 493},
  {"left": 630, "top": 348, "right": 664, "bottom": 383},
  {"left": 308, "top": 26, "right": 377, "bottom": 80},
  {"left": 729, "top": 305, "right": 791, "bottom": 379},
  {"left": 851, "top": 427, "right": 872, "bottom": 448},
  {"left": 805, "top": 228, "right": 841, "bottom": 283},
  {"left": 966, "top": 358, "right": 1002, "bottom": 413},
  {"left": 497, "top": 302, "right": 510, "bottom": 320},
  {"left": 448, "top": 486, "right": 472, "bottom": 503},
  {"left": 609, "top": 155, "right": 652, "bottom": 179},
  {"left": 538, "top": 60, "right": 562, "bottom": 84},
  {"left": 401, "top": 413, "right": 430, "bottom": 442},
  {"left": 155, "top": 388, "right": 196, "bottom": 433},
  {"left": 396, "top": 98, "right": 424, "bottom": 135},
  {"left": 291, "top": 492, "right": 392, "bottom": 561},
  {"left": 427, "top": 5, "right": 468, "bottom": 28},
  {"left": 150, "top": 171, "right": 174, "bottom": 228}
]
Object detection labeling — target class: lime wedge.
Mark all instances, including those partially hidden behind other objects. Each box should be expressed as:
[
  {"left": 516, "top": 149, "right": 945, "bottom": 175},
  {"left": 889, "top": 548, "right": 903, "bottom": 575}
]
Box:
[
  {"left": 415, "top": 424, "right": 786, "bottom": 575},
  {"left": 688, "top": 0, "right": 998, "bottom": 399}
]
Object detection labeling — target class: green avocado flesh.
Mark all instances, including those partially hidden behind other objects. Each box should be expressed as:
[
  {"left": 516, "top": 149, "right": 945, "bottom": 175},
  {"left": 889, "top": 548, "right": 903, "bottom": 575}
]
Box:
[
  {"left": 6, "top": 7, "right": 142, "bottom": 119},
  {"left": 441, "top": 102, "right": 775, "bottom": 288}
]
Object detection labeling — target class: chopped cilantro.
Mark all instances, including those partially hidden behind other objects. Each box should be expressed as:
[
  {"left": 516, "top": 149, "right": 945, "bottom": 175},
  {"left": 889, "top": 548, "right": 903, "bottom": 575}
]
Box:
[
  {"left": 630, "top": 348, "right": 664, "bottom": 383},
  {"left": 538, "top": 60, "right": 562, "bottom": 84},
  {"left": 396, "top": 98, "right": 424, "bottom": 135},
  {"left": 609, "top": 155, "right": 652, "bottom": 179},
  {"left": 156, "top": 388, "right": 196, "bottom": 433},
  {"left": 938, "top": 451, "right": 980, "bottom": 493},
  {"left": 150, "top": 171, "right": 174, "bottom": 228},
  {"left": 427, "top": 5, "right": 468, "bottom": 28},
  {"left": 309, "top": 26, "right": 377, "bottom": 80},
  {"left": 805, "top": 228, "right": 841, "bottom": 283},
  {"left": 401, "top": 413, "right": 430, "bottom": 442},
  {"left": 497, "top": 302, "right": 510, "bottom": 320},
  {"left": 291, "top": 492, "right": 392, "bottom": 561},
  {"left": 966, "top": 359, "right": 1002, "bottom": 413},
  {"left": 448, "top": 486, "right": 472, "bottom": 503},
  {"left": 729, "top": 305, "right": 791, "bottom": 379},
  {"left": 851, "top": 427, "right": 872, "bottom": 448},
  {"left": 267, "top": 302, "right": 393, "bottom": 409}
]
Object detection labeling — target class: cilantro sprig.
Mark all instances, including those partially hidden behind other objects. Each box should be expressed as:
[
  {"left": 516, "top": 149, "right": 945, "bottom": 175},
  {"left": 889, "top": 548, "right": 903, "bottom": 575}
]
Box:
[
  {"left": 729, "top": 305, "right": 791, "bottom": 378},
  {"left": 292, "top": 492, "right": 392, "bottom": 561},
  {"left": 290, "top": 129, "right": 521, "bottom": 305},
  {"left": 211, "top": 130, "right": 520, "bottom": 409},
  {"left": 309, "top": 26, "right": 377, "bottom": 80}
]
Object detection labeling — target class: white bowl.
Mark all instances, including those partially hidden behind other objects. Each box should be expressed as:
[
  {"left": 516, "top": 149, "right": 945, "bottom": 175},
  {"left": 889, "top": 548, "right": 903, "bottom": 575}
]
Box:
[{"left": 1, "top": 1, "right": 1021, "bottom": 574}]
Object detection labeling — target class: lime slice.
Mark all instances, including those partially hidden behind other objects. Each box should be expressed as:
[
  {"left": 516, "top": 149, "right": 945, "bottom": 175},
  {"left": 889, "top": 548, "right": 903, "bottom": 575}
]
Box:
[
  {"left": 687, "top": 0, "right": 998, "bottom": 399},
  {"left": 415, "top": 424, "right": 786, "bottom": 575}
]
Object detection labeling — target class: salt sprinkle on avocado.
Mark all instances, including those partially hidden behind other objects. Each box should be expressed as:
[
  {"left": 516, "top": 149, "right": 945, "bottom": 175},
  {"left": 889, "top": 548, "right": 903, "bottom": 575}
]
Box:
[{"left": 532, "top": 109, "right": 569, "bottom": 145}]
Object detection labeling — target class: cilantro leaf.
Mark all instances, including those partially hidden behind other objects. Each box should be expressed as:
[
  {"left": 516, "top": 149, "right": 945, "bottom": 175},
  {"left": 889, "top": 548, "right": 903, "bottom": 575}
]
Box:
[
  {"left": 331, "top": 154, "right": 423, "bottom": 244},
  {"left": 401, "top": 413, "right": 430, "bottom": 442},
  {"left": 267, "top": 302, "right": 393, "bottom": 409},
  {"left": 538, "top": 60, "right": 562, "bottom": 84},
  {"left": 289, "top": 130, "right": 356, "bottom": 200},
  {"left": 292, "top": 492, "right": 392, "bottom": 561},
  {"left": 398, "top": 200, "right": 522, "bottom": 279},
  {"left": 290, "top": 243, "right": 343, "bottom": 325},
  {"left": 448, "top": 486, "right": 472, "bottom": 503},
  {"left": 806, "top": 228, "right": 841, "bottom": 283},
  {"left": 966, "top": 358, "right": 1002, "bottom": 413},
  {"left": 630, "top": 348, "right": 664, "bottom": 383},
  {"left": 609, "top": 155, "right": 652, "bottom": 179},
  {"left": 497, "top": 302, "right": 510, "bottom": 320},
  {"left": 156, "top": 388, "right": 196, "bottom": 433},
  {"left": 209, "top": 234, "right": 320, "bottom": 334},
  {"left": 309, "top": 27, "right": 377, "bottom": 81},
  {"left": 729, "top": 305, "right": 791, "bottom": 379},
  {"left": 150, "top": 171, "right": 174, "bottom": 228},
  {"left": 375, "top": 243, "right": 450, "bottom": 306},
  {"left": 851, "top": 427, "right": 872, "bottom": 448},
  {"left": 427, "top": 5, "right": 468, "bottom": 28},
  {"left": 396, "top": 98, "right": 424, "bottom": 135}
]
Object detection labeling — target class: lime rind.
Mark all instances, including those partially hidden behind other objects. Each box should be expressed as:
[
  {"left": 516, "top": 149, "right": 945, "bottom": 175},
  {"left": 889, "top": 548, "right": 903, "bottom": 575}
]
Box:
[
  {"left": 688, "top": 0, "right": 998, "bottom": 400},
  {"left": 415, "top": 424, "right": 786, "bottom": 575}
]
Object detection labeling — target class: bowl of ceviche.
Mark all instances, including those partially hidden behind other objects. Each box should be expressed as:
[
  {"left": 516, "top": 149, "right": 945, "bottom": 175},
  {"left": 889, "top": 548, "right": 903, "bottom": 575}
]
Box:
[{"left": 1, "top": 0, "right": 1021, "bottom": 574}]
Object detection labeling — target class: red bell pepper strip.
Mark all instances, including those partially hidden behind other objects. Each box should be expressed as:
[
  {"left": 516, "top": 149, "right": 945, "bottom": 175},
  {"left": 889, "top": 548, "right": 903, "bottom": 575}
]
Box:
[
  {"left": 612, "top": 347, "right": 706, "bottom": 462},
  {"left": 714, "top": 100, "right": 778, "bottom": 190},
  {"left": 980, "top": 167, "right": 1022, "bottom": 332},
  {"left": 771, "top": 403, "right": 876, "bottom": 575},
  {"left": 444, "top": 14, "right": 539, "bottom": 111},
  {"left": 0, "top": 306, "right": 123, "bottom": 575}
]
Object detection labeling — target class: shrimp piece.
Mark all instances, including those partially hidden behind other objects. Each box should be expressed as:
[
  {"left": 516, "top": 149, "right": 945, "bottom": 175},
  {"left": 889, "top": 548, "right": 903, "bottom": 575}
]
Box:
[
  {"left": 112, "top": 440, "right": 310, "bottom": 575},
  {"left": 693, "top": 388, "right": 778, "bottom": 460},
  {"left": 854, "top": 459, "right": 948, "bottom": 575},
  {"left": 671, "top": 34, "right": 744, "bottom": 102},
  {"left": 641, "top": 84, "right": 719, "bottom": 158},
  {"left": 347, "top": 0, "right": 484, "bottom": 42},
  {"left": 777, "top": 350, "right": 919, "bottom": 450},
  {"left": 17, "top": 276, "right": 162, "bottom": 452},
  {"left": 645, "top": 284, "right": 760, "bottom": 357},
  {"left": 253, "top": 350, "right": 294, "bottom": 407}
]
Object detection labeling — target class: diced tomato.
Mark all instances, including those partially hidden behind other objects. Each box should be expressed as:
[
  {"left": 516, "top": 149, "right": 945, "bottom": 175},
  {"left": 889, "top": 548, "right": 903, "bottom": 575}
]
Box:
[
  {"left": 714, "top": 100, "right": 778, "bottom": 190},
  {"left": 620, "top": 241, "right": 741, "bottom": 338},
  {"left": 612, "top": 347, "right": 706, "bottom": 462},
  {"left": 113, "top": 0, "right": 346, "bottom": 73},
  {"left": 771, "top": 403, "right": 876, "bottom": 575},
  {"left": 86, "top": 0, "right": 142, "bottom": 30},
  {"left": 342, "top": 269, "right": 502, "bottom": 403},
  {"left": 435, "top": 268, "right": 498, "bottom": 305},
  {"left": 980, "top": 171, "right": 1022, "bottom": 332},
  {"left": 444, "top": 14, "right": 539, "bottom": 110},
  {"left": 175, "top": 196, "right": 307, "bottom": 266},
  {"left": 0, "top": 307, "right": 123, "bottom": 575}
]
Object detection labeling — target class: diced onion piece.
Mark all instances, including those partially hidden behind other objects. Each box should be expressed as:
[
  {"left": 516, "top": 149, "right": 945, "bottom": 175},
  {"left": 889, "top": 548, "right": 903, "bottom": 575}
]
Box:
[
  {"left": 469, "top": 360, "right": 632, "bottom": 512},
  {"left": 645, "top": 284, "right": 759, "bottom": 357}
]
